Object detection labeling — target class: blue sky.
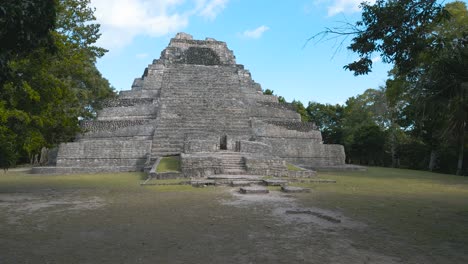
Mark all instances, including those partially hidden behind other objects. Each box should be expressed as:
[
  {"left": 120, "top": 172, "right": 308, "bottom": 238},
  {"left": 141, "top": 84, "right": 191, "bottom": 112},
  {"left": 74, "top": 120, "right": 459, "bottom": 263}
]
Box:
[{"left": 89, "top": 0, "right": 436, "bottom": 105}]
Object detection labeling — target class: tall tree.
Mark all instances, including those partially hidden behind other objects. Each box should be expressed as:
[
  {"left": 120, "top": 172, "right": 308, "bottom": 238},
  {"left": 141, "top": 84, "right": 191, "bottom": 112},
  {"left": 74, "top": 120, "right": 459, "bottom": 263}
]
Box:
[
  {"left": 0, "top": 0, "right": 57, "bottom": 86},
  {"left": 306, "top": 102, "right": 344, "bottom": 144},
  {"left": 0, "top": 0, "right": 115, "bottom": 168},
  {"left": 315, "top": 0, "right": 467, "bottom": 174},
  {"left": 342, "top": 0, "right": 448, "bottom": 76},
  {"left": 387, "top": 1, "right": 468, "bottom": 174}
]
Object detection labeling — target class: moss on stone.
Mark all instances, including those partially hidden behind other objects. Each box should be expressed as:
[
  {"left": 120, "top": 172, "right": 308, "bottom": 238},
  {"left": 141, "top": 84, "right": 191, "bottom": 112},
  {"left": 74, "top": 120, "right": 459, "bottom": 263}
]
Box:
[
  {"left": 287, "top": 163, "right": 303, "bottom": 171},
  {"left": 156, "top": 156, "right": 181, "bottom": 172}
]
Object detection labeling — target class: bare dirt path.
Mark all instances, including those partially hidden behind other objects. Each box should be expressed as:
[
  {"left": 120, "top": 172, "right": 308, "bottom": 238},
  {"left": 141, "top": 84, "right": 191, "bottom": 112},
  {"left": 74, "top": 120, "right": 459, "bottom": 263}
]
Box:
[
  {"left": 222, "top": 189, "right": 402, "bottom": 264},
  {"left": 0, "top": 185, "right": 410, "bottom": 264}
]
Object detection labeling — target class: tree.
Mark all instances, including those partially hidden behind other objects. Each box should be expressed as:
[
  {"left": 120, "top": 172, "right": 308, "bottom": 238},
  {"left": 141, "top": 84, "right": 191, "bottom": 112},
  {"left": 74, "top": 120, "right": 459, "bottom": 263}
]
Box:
[
  {"left": 306, "top": 102, "right": 344, "bottom": 144},
  {"left": 0, "top": 126, "right": 18, "bottom": 171},
  {"left": 385, "top": 1, "right": 468, "bottom": 174},
  {"left": 341, "top": 0, "right": 448, "bottom": 76},
  {"left": 0, "top": 0, "right": 115, "bottom": 168},
  {"left": 263, "top": 89, "right": 274, "bottom": 95},
  {"left": 314, "top": 0, "right": 467, "bottom": 174},
  {"left": 351, "top": 124, "right": 386, "bottom": 165},
  {"left": 0, "top": 0, "right": 57, "bottom": 86},
  {"left": 291, "top": 100, "right": 309, "bottom": 122}
]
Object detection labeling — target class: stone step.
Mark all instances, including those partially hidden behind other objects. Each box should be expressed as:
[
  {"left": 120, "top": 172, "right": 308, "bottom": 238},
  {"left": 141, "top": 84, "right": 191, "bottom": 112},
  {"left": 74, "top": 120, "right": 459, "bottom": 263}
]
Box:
[
  {"left": 230, "top": 181, "right": 252, "bottom": 187},
  {"left": 221, "top": 162, "right": 244, "bottom": 165},
  {"left": 281, "top": 186, "right": 311, "bottom": 193},
  {"left": 263, "top": 179, "right": 288, "bottom": 186},
  {"left": 239, "top": 186, "right": 269, "bottom": 194},
  {"left": 222, "top": 167, "right": 246, "bottom": 171},
  {"left": 191, "top": 180, "right": 216, "bottom": 187},
  {"left": 221, "top": 163, "right": 245, "bottom": 166},
  {"left": 207, "top": 175, "right": 262, "bottom": 181},
  {"left": 221, "top": 159, "right": 244, "bottom": 162},
  {"left": 223, "top": 169, "right": 248, "bottom": 175}
]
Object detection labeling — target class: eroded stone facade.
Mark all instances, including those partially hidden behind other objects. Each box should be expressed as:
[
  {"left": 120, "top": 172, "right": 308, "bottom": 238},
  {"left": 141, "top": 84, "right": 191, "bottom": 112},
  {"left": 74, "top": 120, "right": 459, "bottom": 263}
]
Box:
[{"left": 33, "top": 33, "right": 345, "bottom": 176}]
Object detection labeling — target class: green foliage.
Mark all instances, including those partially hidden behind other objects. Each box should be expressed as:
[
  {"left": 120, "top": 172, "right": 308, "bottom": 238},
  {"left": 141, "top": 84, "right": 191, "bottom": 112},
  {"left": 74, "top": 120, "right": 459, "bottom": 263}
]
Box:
[
  {"left": 310, "top": 0, "right": 468, "bottom": 174},
  {"left": 0, "top": 0, "right": 57, "bottom": 84},
  {"left": 286, "top": 163, "right": 302, "bottom": 171},
  {"left": 291, "top": 100, "right": 309, "bottom": 122},
  {"left": 156, "top": 156, "right": 181, "bottom": 173},
  {"left": 306, "top": 102, "right": 343, "bottom": 144},
  {"left": 349, "top": 124, "right": 386, "bottom": 165},
  {"left": 56, "top": 0, "right": 107, "bottom": 59},
  {"left": 0, "top": 126, "right": 18, "bottom": 170},
  {"left": 0, "top": 0, "right": 115, "bottom": 166},
  {"left": 344, "top": 0, "right": 448, "bottom": 75},
  {"left": 263, "top": 89, "right": 274, "bottom": 95},
  {"left": 385, "top": 1, "right": 468, "bottom": 174}
]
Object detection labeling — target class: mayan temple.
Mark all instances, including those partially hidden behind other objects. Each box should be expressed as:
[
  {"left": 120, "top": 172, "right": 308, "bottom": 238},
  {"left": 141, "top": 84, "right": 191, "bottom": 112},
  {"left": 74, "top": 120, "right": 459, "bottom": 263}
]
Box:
[{"left": 34, "top": 33, "right": 346, "bottom": 177}]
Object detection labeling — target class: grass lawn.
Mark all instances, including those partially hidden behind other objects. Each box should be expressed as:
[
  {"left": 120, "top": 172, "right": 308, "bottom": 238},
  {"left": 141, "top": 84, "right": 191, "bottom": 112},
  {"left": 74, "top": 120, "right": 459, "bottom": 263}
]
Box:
[
  {"left": 295, "top": 167, "right": 468, "bottom": 263},
  {"left": 156, "top": 156, "right": 181, "bottom": 172},
  {"left": 286, "top": 163, "right": 303, "bottom": 171},
  {"left": 0, "top": 167, "right": 467, "bottom": 263}
]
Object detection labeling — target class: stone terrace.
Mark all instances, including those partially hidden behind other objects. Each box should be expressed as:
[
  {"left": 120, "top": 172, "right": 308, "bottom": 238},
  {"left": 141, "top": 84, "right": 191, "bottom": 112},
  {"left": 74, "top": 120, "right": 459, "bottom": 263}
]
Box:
[{"left": 33, "top": 33, "right": 346, "bottom": 176}]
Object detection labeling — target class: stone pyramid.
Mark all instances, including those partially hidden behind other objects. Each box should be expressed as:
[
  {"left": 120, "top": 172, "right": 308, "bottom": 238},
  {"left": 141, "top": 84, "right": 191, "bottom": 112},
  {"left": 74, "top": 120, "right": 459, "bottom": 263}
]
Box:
[{"left": 34, "top": 33, "right": 345, "bottom": 176}]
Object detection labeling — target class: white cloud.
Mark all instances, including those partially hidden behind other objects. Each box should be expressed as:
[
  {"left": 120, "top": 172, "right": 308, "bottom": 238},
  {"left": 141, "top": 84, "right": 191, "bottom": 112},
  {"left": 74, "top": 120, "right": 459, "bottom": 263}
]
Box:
[
  {"left": 197, "top": 0, "right": 228, "bottom": 20},
  {"left": 136, "top": 53, "right": 149, "bottom": 59},
  {"left": 325, "top": 0, "right": 376, "bottom": 16},
  {"left": 242, "top": 25, "right": 270, "bottom": 39},
  {"left": 90, "top": 0, "right": 228, "bottom": 50},
  {"left": 371, "top": 56, "right": 381, "bottom": 63}
]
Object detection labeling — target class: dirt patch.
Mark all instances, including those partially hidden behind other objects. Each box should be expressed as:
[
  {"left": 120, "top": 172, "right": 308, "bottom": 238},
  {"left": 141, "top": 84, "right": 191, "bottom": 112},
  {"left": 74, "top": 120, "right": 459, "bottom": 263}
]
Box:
[
  {"left": 223, "top": 188, "right": 365, "bottom": 229},
  {"left": 0, "top": 190, "right": 105, "bottom": 226},
  {"left": 222, "top": 188, "right": 399, "bottom": 264}
]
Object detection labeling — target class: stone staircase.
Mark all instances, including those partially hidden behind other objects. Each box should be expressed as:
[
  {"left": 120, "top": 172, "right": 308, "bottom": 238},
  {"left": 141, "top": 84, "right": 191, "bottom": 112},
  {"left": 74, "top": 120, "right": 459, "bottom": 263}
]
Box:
[
  {"left": 218, "top": 152, "right": 247, "bottom": 174},
  {"left": 150, "top": 64, "right": 253, "bottom": 158}
]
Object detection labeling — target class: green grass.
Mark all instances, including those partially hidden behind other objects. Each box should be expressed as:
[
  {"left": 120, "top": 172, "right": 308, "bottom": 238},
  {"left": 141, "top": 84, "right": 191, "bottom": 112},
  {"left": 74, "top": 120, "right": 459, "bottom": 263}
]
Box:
[
  {"left": 156, "top": 156, "right": 181, "bottom": 173},
  {"left": 0, "top": 171, "right": 144, "bottom": 191},
  {"left": 0, "top": 170, "right": 194, "bottom": 193},
  {"left": 2, "top": 166, "right": 468, "bottom": 262},
  {"left": 295, "top": 167, "right": 468, "bottom": 260},
  {"left": 286, "top": 163, "right": 303, "bottom": 171}
]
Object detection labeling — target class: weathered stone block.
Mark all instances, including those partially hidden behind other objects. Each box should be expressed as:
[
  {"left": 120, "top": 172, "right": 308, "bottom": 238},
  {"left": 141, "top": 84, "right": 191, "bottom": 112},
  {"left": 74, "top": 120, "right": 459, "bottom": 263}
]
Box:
[
  {"left": 281, "top": 186, "right": 311, "bottom": 193},
  {"left": 263, "top": 179, "right": 288, "bottom": 186},
  {"left": 239, "top": 187, "right": 269, "bottom": 194}
]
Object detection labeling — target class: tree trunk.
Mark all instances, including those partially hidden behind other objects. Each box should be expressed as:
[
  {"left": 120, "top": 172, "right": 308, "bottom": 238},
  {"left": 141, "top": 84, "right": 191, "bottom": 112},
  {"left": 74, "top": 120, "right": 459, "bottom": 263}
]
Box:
[
  {"left": 429, "top": 149, "right": 438, "bottom": 171},
  {"left": 456, "top": 121, "right": 465, "bottom": 175},
  {"left": 390, "top": 130, "right": 399, "bottom": 168}
]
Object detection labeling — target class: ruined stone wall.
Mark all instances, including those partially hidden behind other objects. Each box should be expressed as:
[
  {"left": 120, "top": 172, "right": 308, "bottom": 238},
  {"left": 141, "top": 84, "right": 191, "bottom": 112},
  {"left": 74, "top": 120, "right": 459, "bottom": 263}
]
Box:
[
  {"left": 238, "top": 140, "right": 272, "bottom": 155},
  {"left": 183, "top": 140, "right": 219, "bottom": 153},
  {"left": 266, "top": 121, "right": 318, "bottom": 132},
  {"left": 97, "top": 106, "right": 158, "bottom": 120},
  {"left": 160, "top": 33, "right": 236, "bottom": 65},
  {"left": 250, "top": 119, "right": 344, "bottom": 167},
  {"left": 244, "top": 156, "right": 288, "bottom": 177},
  {"left": 150, "top": 64, "right": 254, "bottom": 157},
  {"left": 78, "top": 123, "right": 155, "bottom": 140},
  {"left": 252, "top": 120, "right": 322, "bottom": 141},
  {"left": 56, "top": 140, "right": 151, "bottom": 170},
  {"left": 38, "top": 32, "right": 347, "bottom": 175},
  {"left": 181, "top": 153, "right": 222, "bottom": 177},
  {"left": 102, "top": 98, "right": 153, "bottom": 108},
  {"left": 80, "top": 120, "right": 152, "bottom": 132},
  {"left": 141, "top": 63, "right": 166, "bottom": 90},
  {"left": 258, "top": 101, "right": 297, "bottom": 111},
  {"left": 250, "top": 106, "right": 301, "bottom": 121},
  {"left": 263, "top": 139, "right": 345, "bottom": 167}
]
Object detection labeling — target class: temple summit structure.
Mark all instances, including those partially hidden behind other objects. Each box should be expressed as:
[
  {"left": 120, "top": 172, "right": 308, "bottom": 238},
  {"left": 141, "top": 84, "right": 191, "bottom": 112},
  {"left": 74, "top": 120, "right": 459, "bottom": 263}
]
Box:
[{"left": 34, "top": 33, "right": 346, "bottom": 177}]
